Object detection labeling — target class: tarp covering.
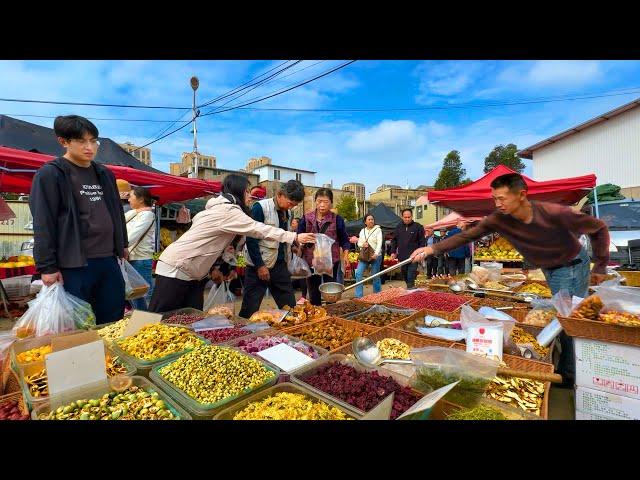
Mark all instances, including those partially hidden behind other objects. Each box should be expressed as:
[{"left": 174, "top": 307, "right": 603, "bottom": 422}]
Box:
[
  {"left": 0, "top": 146, "right": 221, "bottom": 205},
  {"left": 420, "top": 165, "right": 596, "bottom": 216},
  {"left": 424, "top": 211, "right": 484, "bottom": 231},
  {"left": 345, "top": 203, "right": 402, "bottom": 236}
]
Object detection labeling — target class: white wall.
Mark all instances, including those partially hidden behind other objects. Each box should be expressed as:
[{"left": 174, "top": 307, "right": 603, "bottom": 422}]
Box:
[
  {"left": 532, "top": 107, "right": 640, "bottom": 188},
  {"left": 253, "top": 165, "right": 316, "bottom": 185}
]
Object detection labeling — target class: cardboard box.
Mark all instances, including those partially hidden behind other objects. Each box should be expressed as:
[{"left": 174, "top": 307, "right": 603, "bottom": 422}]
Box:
[
  {"left": 575, "top": 386, "right": 640, "bottom": 420},
  {"left": 574, "top": 338, "right": 640, "bottom": 400}
]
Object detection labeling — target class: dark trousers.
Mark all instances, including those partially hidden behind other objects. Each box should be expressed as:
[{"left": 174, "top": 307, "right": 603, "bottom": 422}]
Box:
[
  {"left": 447, "top": 257, "right": 466, "bottom": 276},
  {"left": 426, "top": 257, "right": 438, "bottom": 277},
  {"left": 307, "top": 261, "right": 341, "bottom": 306},
  {"left": 61, "top": 256, "right": 125, "bottom": 325},
  {"left": 400, "top": 262, "right": 419, "bottom": 289},
  {"left": 148, "top": 275, "right": 207, "bottom": 313},
  {"left": 239, "top": 262, "right": 296, "bottom": 319}
]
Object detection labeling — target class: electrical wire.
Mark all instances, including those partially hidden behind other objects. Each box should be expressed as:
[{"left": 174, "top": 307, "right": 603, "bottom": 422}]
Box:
[{"left": 0, "top": 98, "right": 189, "bottom": 110}]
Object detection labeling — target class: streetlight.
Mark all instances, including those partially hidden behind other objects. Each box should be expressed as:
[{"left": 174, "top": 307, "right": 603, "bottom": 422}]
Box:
[{"left": 190, "top": 76, "right": 199, "bottom": 178}]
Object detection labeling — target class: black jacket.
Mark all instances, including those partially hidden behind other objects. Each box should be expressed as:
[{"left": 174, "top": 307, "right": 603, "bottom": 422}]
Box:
[
  {"left": 30, "top": 157, "right": 128, "bottom": 274},
  {"left": 391, "top": 220, "right": 425, "bottom": 261}
]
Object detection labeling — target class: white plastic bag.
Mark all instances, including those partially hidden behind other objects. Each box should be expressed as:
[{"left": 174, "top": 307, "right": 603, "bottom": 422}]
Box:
[
  {"left": 13, "top": 283, "right": 96, "bottom": 338},
  {"left": 203, "top": 281, "right": 236, "bottom": 318},
  {"left": 312, "top": 233, "right": 335, "bottom": 276},
  {"left": 597, "top": 286, "right": 640, "bottom": 315},
  {"left": 289, "top": 254, "right": 312, "bottom": 279},
  {"left": 460, "top": 305, "right": 505, "bottom": 361},
  {"left": 120, "top": 260, "right": 150, "bottom": 300}
]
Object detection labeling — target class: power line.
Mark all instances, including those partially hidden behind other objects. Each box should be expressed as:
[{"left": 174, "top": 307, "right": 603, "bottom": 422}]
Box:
[
  {"left": 0, "top": 113, "right": 184, "bottom": 122},
  {"left": 0, "top": 98, "right": 189, "bottom": 110},
  {"left": 200, "top": 60, "right": 357, "bottom": 117},
  {"left": 134, "top": 116, "right": 197, "bottom": 150}
]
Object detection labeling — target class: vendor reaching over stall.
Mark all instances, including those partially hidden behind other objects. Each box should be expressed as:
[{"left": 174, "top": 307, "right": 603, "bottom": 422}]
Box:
[
  {"left": 149, "top": 174, "right": 315, "bottom": 313},
  {"left": 410, "top": 173, "right": 610, "bottom": 385}
]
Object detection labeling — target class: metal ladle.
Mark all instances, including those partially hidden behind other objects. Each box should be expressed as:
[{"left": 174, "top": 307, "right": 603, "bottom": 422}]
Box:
[
  {"left": 319, "top": 257, "right": 415, "bottom": 303},
  {"left": 352, "top": 337, "right": 564, "bottom": 383}
]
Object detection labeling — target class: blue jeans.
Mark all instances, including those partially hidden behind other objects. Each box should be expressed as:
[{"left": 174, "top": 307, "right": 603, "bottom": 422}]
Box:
[
  {"left": 128, "top": 259, "right": 154, "bottom": 311},
  {"left": 354, "top": 255, "right": 382, "bottom": 298},
  {"left": 541, "top": 247, "right": 591, "bottom": 385}
]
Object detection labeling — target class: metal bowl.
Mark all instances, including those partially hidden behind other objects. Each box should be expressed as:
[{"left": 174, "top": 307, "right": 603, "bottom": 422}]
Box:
[{"left": 319, "top": 282, "right": 345, "bottom": 303}]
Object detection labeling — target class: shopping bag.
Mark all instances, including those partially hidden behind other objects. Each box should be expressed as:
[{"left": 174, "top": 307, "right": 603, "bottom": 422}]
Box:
[
  {"left": 203, "top": 281, "right": 235, "bottom": 318},
  {"left": 120, "top": 260, "right": 150, "bottom": 300},
  {"left": 288, "top": 254, "right": 312, "bottom": 279},
  {"left": 312, "top": 233, "right": 335, "bottom": 276}
]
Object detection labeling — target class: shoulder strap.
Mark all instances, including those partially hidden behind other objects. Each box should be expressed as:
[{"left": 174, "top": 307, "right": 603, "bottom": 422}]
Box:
[
  {"left": 129, "top": 215, "right": 156, "bottom": 254},
  {"left": 319, "top": 222, "right": 331, "bottom": 235}
]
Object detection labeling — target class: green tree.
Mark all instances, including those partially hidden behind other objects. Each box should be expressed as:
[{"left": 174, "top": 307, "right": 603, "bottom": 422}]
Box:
[
  {"left": 483, "top": 143, "right": 525, "bottom": 173},
  {"left": 434, "top": 150, "right": 467, "bottom": 190},
  {"left": 336, "top": 194, "right": 357, "bottom": 221}
]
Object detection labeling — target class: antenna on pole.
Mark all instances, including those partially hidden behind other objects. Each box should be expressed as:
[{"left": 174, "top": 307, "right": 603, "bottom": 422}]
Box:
[{"left": 190, "top": 76, "right": 200, "bottom": 178}]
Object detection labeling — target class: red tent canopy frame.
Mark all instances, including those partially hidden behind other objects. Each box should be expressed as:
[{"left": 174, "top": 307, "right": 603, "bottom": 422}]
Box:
[
  {"left": 0, "top": 146, "right": 221, "bottom": 205},
  {"left": 419, "top": 165, "right": 596, "bottom": 216}
]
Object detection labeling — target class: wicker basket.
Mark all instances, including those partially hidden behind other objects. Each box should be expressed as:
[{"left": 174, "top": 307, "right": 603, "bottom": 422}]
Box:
[
  {"left": 557, "top": 315, "right": 640, "bottom": 347},
  {"left": 0, "top": 390, "right": 29, "bottom": 418},
  {"left": 618, "top": 271, "right": 640, "bottom": 287},
  {"left": 282, "top": 317, "right": 379, "bottom": 353}
]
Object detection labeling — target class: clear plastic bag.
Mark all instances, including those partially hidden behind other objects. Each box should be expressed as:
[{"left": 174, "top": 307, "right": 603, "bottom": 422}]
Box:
[
  {"left": 203, "top": 281, "right": 235, "bottom": 319},
  {"left": 409, "top": 346, "right": 499, "bottom": 408},
  {"left": 12, "top": 283, "right": 96, "bottom": 338},
  {"left": 120, "top": 260, "right": 150, "bottom": 301},
  {"left": 597, "top": 286, "right": 640, "bottom": 315},
  {"left": 312, "top": 233, "right": 335, "bottom": 276},
  {"left": 289, "top": 253, "right": 312, "bottom": 279},
  {"left": 523, "top": 298, "right": 556, "bottom": 327},
  {"left": 550, "top": 289, "right": 574, "bottom": 317}
]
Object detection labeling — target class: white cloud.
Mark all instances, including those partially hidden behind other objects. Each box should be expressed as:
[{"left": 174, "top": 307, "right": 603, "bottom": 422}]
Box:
[
  {"left": 414, "top": 61, "right": 490, "bottom": 104},
  {"left": 346, "top": 120, "right": 423, "bottom": 153}
]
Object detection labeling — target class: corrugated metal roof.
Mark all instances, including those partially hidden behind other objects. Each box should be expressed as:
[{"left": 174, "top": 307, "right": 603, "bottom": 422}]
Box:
[{"left": 518, "top": 97, "right": 640, "bottom": 159}]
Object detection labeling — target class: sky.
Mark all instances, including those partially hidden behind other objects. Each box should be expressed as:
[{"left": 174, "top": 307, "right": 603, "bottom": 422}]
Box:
[{"left": 2, "top": 59, "right": 640, "bottom": 194}]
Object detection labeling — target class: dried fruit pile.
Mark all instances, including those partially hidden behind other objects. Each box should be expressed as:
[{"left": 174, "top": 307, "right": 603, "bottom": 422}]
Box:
[
  {"left": 325, "top": 301, "right": 366, "bottom": 317},
  {"left": 600, "top": 311, "right": 640, "bottom": 327},
  {"left": 161, "top": 313, "right": 205, "bottom": 325},
  {"left": 485, "top": 375, "right": 544, "bottom": 416},
  {"left": 232, "top": 392, "right": 351, "bottom": 420},
  {"left": 517, "top": 282, "right": 552, "bottom": 298},
  {"left": 510, "top": 327, "right": 550, "bottom": 358},
  {"left": 0, "top": 399, "right": 29, "bottom": 420},
  {"left": 117, "top": 324, "right": 203, "bottom": 361},
  {"left": 301, "top": 362, "right": 420, "bottom": 419},
  {"left": 96, "top": 318, "right": 130, "bottom": 344},
  {"left": 523, "top": 309, "right": 556, "bottom": 327},
  {"left": 358, "top": 288, "right": 407, "bottom": 304},
  {"left": 294, "top": 320, "right": 369, "bottom": 351},
  {"left": 376, "top": 338, "right": 410, "bottom": 359},
  {"left": 196, "top": 326, "right": 252, "bottom": 344},
  {"left": 235, "top": 335, "right": 320, "bottom": 359},
  {"left": 17, "top": 345, "right": 52, "bottom": 364},
  {"left": 391, "top": 291, "right": 469, "bottom": 312},
  {"left": 279, "top": 302, "right": 327, "bottom": 327},
  {"left": 350, "top": 311, "right": 410, "bottom": 327}
]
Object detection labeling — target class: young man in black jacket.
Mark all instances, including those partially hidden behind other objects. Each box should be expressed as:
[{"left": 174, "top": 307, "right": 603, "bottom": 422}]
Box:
[
  {"left": 30, "top": 115, "right": 128, "bottom": 325},
  {"left": 390, "top": 209, "right": 425, "bottom": 288}
]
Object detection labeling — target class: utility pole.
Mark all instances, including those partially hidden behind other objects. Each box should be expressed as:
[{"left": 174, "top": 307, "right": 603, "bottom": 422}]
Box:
[{"left": 190, "top": 76, "right": 200, "bottom": 179}]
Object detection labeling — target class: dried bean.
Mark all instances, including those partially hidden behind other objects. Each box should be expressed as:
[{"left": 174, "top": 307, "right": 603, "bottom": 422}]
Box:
[
  {"left": 359, "top": 288, "right": 408, "bottom": 304},
  {"left": 161, "top": 313, "right": 205, "bottom": 325},
  {"left": 392, "top": 291, "right": 468, "bottom": 312},
  {"left": 198, "top": 327, "right": 252, "bottom": 343},
  {"left": 118, "top": 324, "right": 203, "bottom": 361},
  {"left": 232, "top": 392, "right": 351, "bottom": 420}
]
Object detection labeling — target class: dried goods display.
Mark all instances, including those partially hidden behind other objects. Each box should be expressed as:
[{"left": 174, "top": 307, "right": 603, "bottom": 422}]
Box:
[
  {"left": 571, "top": 295, "right": 604, "bottom": 320},
  {"left": 37, "top": 386, "right": 179, "bottom": 420},
  {"left": 523, "top": 309, "right": 556, "bottom": 327},
  {"left": 466, "top": 295, "right": 525, "bottom": 310},
  {"left": 161, "top": 312, "right": 205, "bottom": 326},
  {"left": 391, "top": 291, "right": 469, "bottom": 312},
  {"left": 600, "top": 311, "right": 640, "bottom": 327},
  {"left": 17, "top": 344, "right": 52, "bottom": 364},
  {"left": 294, "top": 321, "right": 369, "bottom": 351},
  {"left": 0, "top": 399, "right": 30, "bottom": 420},
  {"left": 248, "top": 310, "right": 287, "bottom": 324},
  {"left": 412, "top": 366, "right": 491, "bottom": 408},
  {"left": 301, "top": 362, "right": 420, "bottom": 419},
  {"left": 359, "top": 288, "right": 408, "bottom": 304},
  {"left": 517, "top": 283, "right": 552, "bottom": 298},
  {"left": 483, "top": 281, "right": 510, "bottom": 291},
  {"left": 474, "top": 237, "right": 523, "bottom": 261},
  {"left": 232, "top": 392, "right": 351, "bottom": 420},
  {"left": 96, "top": 318, "right": 130, "bottom": 344},
  {"left": 117, "top": 324, "right": 203, "bottom": 361},
  {"left": 446, "top": 404, "right": 507, "bottom": 420},
  {"left": 325, "top": 301, "right": 366, "bottom": 317},
  {"left": 350, "top": 310, "right": 410, "bottom": 327},
  {"left": 206, "top": 305, "right": 234, "bottom": 319},
  {"left": 196, "top": 326, "right": 252, "bottom": 343},
  {"left": 158, "top": 345, "right": 276, "bottom": 405},
  {"left": 510, "top": 327, "right": 550, "bottom": 358},
  {"left": 235, "top": 335, "right": 320, "bottom": 359},
  {"left": 485, "top": 375, "right": 544, "bottom": 416},
  {"left": 377, "top": 338, "right": 410, "bottom": 360},
  {"left": 280, "top": 302, "right": 327, "bottom": 327}
]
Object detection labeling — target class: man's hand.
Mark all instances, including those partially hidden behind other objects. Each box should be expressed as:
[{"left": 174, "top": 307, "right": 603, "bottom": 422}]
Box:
[
  {"left": 297, "top": 233, "right": 316, "bottom": 244},
  {"left": 42, "top": 271, "right": 63, "bottom": 286},
  {"left": 210, "top": 268, "right": 224, "bottom": 284},
  {"left": 590, "top": 272, "right": 608, "bottom": 286},
  {"left": 349, "top": 236, "right": 358, "bottom": 244},
  {"left": 123, "top": 248, "right": 129, "bottom": 261},
  {"left": 257, "top": 266, "right": 270, "bottom": 282},
  {"left": 410, "top": 246, "right": 434, "bottom": 263}
]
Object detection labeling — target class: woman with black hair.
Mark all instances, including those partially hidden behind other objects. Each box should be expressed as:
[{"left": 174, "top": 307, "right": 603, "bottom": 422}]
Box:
[
  {"left": 352, "top": 213, "right": 383, "bottom": 298},
  {"left": 149, "top": 174, "right": 315, "bottom": 313},
  {"left": 125, "top": 186, "right": 156, "bottom": 310}
]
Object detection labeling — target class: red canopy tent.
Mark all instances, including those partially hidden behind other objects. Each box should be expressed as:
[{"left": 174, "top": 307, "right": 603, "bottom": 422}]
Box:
[
  {"left": 0, "top": 146, "right": 221, "bottom": 205},
  {"left": 419, "top": 165, "right": 596, "bottom": 216}
]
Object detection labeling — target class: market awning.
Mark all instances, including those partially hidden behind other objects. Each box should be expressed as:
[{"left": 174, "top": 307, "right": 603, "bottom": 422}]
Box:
[
  {"left": 418, "top": 165, "right": 596, "bottom": 216},
  {"left": 425, "top": 211, "right": 484, "bottom": 231},
  {"left": 345, "top": 203, "right": 402, "bottom": 236},
  {"left": 0, "top": 146, "right": 221, "bottom": 205}
]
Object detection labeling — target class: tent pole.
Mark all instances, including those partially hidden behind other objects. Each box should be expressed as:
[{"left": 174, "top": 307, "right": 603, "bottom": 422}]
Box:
[{"left": 592, "top": 185, "right": 600, "bottom": 218}]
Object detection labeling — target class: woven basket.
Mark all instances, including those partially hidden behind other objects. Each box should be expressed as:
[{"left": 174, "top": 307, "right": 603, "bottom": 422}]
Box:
[
  {"left": 282, "top": 317, "right": 379, "bottom": 353},
  {"left": 557, "top": 315, "right": 640, "bottom": 347},
  {"left": 0, "top": 390, "right": 29, "bottom": 417},
  {"left": 618, "top": 271, "right": 640, "bottom": 287},
  {"left": 3, "top": 369, "right": 22, "bottom": 395}
]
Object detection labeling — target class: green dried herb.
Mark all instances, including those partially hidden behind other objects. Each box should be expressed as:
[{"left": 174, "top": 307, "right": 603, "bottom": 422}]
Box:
[
  {"left": 412, "top": 365, "right": 491, "bottom": 408},
  {"left": 446, "top": 404, "right": 507, "bottom": 420}
]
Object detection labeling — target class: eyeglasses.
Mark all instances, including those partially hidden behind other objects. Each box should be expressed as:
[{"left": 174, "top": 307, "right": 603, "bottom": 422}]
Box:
[{"left": 71, "top": 139, "right": 100, "bottom": 147}]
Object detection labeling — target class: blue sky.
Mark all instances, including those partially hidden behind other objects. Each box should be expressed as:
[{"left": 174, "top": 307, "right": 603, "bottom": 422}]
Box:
[{"left": 2, "top": 60, "right": 640, "bottom": 194}]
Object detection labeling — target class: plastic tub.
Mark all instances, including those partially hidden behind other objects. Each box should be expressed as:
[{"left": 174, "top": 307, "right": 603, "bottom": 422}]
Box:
[
  {"left": 11, "top": 330, "right": 86, "bottom": 371},
  {"left": 31, "top": 376, "right": 190, "bottom": 420},
  {"left": 290, "top": 353, "right": 423, "bottom": 419},
  {"left": 344, "top": 304, "right": 417, "bottom": 328},
  {"left": 149, "top": 345, "right": 279, "bottom": 420},
  {"left": 213, "top": 382, "right": 356, "bottom": 420},
  {"left": 223, "top": 332, "right": 329, "bottom": 382}
]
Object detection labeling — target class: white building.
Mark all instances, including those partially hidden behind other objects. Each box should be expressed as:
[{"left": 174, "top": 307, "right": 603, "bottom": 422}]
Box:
[
  {"left": 249, "top": 163, "right": 316, "bottom": 186},
  {"left": 518, "top": 98, "right": 640, "bottom": 199}
]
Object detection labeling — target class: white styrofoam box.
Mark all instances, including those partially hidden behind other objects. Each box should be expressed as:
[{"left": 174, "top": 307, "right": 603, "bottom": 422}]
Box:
[
  {"left": 574, "top": 337, "right": 640, "bottom": 400},
  {"left": 1, "top": 275, "right": 32, "bottom": 299},
  {"left": 575, "top": 386, "right": 640, "bottom": 420},
  {"left": 575, "top": 410, "right": 617, "bottom": 420}
]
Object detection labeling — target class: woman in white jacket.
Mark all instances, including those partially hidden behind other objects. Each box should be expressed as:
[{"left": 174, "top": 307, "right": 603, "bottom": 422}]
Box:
[
  {"left": 125, "top": 186, "right": 156, "bottom": 310},
  {"left": 149, "top": 174, "right": 316, "bottom": 313},
  {"left": 352, "top": 213, "right": 383, "bottom": 298}
]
